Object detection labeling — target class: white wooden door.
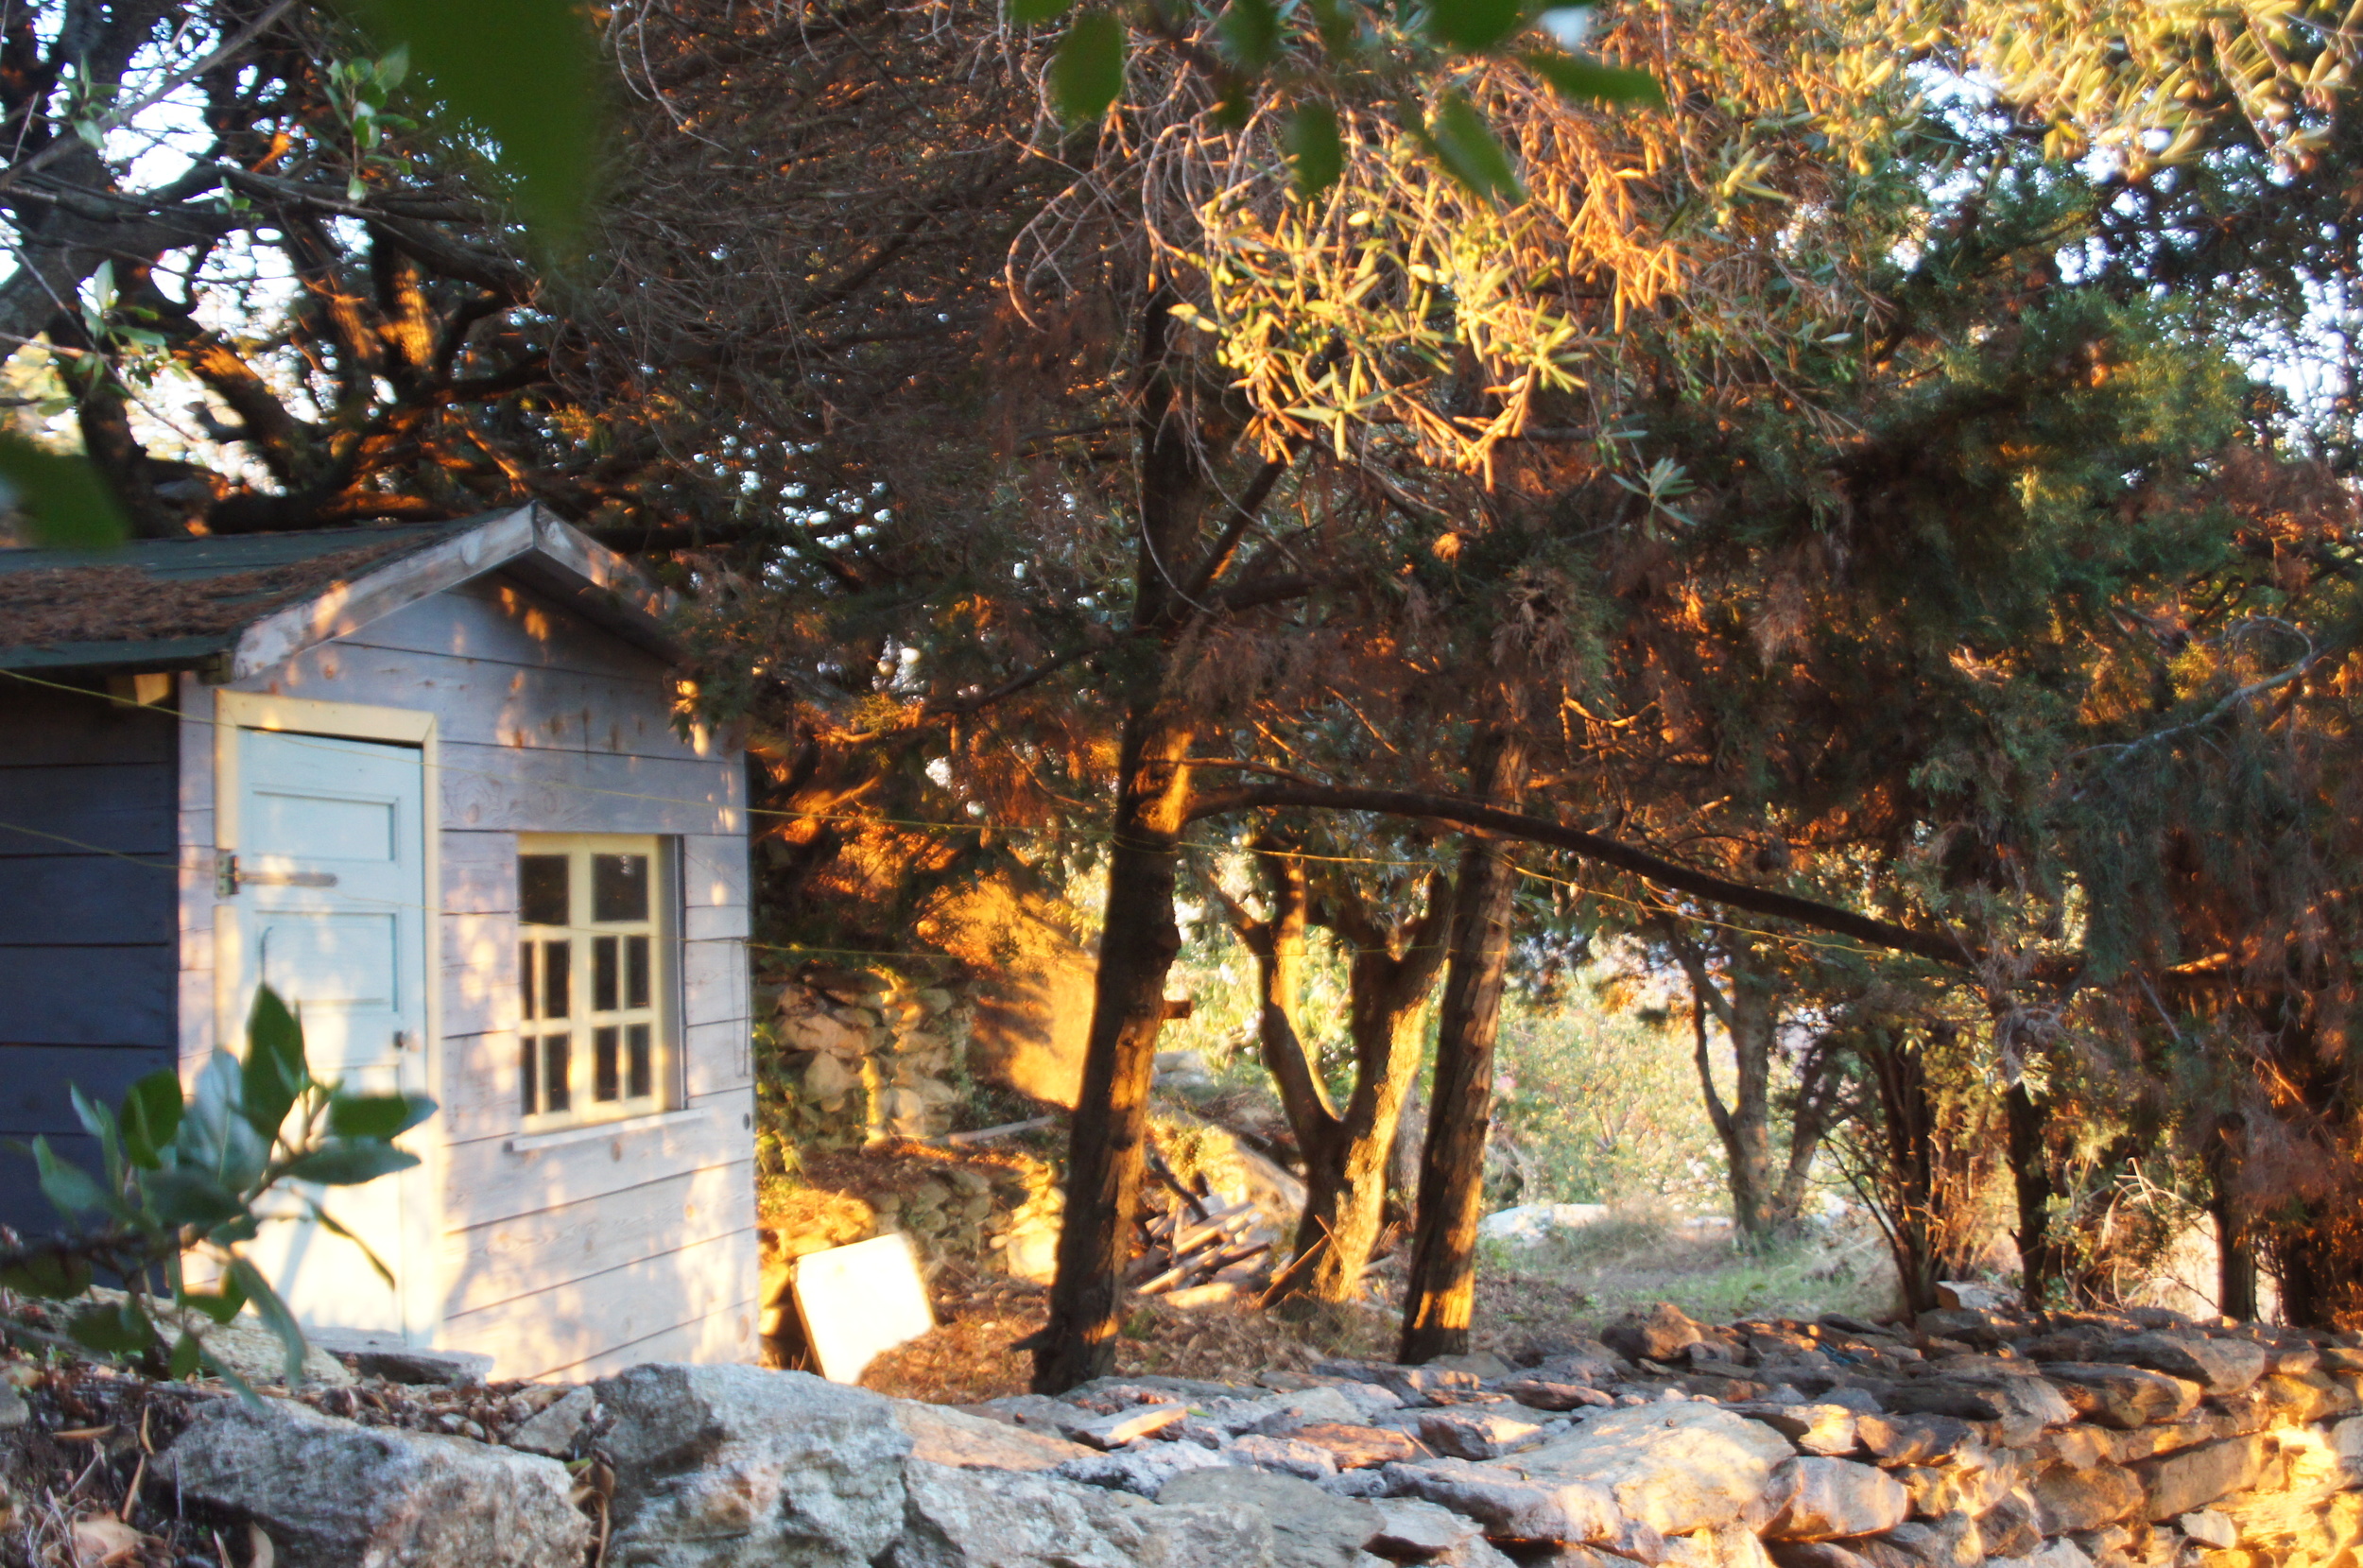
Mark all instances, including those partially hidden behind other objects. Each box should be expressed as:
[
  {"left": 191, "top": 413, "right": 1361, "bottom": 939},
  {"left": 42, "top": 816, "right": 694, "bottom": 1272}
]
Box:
[{"left": 230, "top": 729, "right": 427, "bottom": 1336}]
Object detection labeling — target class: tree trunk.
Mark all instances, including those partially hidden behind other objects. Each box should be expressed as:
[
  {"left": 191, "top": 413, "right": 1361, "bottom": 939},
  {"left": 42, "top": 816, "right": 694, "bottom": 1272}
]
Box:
[
  {"left": 1033, "top": 293, "right": 1215, "bottom": 1393},
  {"left": 1670, "top": 932, "right": 1793, "bottom": 1247},
  {"left": 2006, "top": 1080, "right": 2063, "bottom": 1309},
  {"left": 2204, "top": 1119, "right": 2258, "bottom": 1321},
  {"left": 1399, "top": 732, "right": 1527, "bottom": 1362},
  {"left": 1031, "top": 699, "right": 1195, "bottom": 1391},
  {"left": 1270, "top": 873, "right": 1447, "bottom": 1305}
]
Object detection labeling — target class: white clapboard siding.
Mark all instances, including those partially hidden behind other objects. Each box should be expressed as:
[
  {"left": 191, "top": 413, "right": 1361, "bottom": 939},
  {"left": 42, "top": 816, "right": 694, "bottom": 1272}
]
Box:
[
  {"left": 440, "top": 1224, "right": 759, "bottom": 1381},
  {"left": 438, "top": 1158, "right": 754, "bottom": 1318},
  {"left": 189, "top": 569, "right": 753, "bottom": 1375}
]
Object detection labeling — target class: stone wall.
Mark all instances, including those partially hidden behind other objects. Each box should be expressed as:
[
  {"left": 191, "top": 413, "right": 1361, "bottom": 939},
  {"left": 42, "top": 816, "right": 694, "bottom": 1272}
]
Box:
[
  {"left": 112, "top": 1300, "right": 2363, "bottom": 1568},
  {"left": 769, "top": 964, "right": 977, "bottom": 1144}
]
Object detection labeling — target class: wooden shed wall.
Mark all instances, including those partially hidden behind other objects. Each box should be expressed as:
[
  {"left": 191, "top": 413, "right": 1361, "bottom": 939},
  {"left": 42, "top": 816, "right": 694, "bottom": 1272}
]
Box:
[
  {"left": 0, "top": 677, "right": 179, "bottom": 1242},
  {"left": 176, "top": 572, "right": 758, "bottom": 1379}
]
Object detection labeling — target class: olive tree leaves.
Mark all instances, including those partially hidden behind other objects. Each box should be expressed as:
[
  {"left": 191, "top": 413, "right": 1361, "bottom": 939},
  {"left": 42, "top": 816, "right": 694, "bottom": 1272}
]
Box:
[
  {"left": 1, "top": 986, "right": 435, "bottom": 1396},
  {"left": 1014, "top": 0, "right": 1664, "bottom": 201}
]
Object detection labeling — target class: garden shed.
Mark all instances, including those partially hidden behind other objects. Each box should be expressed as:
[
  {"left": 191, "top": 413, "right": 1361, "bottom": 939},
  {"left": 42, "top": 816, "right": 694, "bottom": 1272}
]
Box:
[{"left": 0, "top": 506, "right": 759, "bottom": 1380}]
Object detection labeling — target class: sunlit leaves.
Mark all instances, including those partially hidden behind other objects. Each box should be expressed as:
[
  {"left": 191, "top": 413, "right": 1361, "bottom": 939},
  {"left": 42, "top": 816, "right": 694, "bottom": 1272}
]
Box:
[{"left": 1052, "top": 11, "right": 1130, "bottom": 123}]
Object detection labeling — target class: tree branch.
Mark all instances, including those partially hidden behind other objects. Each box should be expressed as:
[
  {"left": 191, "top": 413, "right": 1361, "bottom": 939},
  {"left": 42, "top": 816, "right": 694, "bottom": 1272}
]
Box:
[{"left": 1186, "top": 782, "right": 1970, "bottom": 967}]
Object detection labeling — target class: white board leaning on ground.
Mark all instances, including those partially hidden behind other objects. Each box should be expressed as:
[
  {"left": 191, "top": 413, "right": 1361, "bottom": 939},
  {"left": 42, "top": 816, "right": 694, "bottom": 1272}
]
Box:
[{"left": 791, "top": 1233, "right": 936, "bottom": 1384}]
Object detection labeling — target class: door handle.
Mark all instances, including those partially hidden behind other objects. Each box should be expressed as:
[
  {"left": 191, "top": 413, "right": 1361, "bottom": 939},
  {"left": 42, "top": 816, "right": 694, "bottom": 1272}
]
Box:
[{"left": 215, "top": 853, "right": 337, "bottom": 893}]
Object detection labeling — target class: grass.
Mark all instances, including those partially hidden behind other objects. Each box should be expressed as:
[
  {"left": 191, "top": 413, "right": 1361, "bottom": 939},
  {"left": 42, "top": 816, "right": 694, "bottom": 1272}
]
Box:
[{"left": 1464, "top": 1206, "right": 1903, "bottom": 1349}]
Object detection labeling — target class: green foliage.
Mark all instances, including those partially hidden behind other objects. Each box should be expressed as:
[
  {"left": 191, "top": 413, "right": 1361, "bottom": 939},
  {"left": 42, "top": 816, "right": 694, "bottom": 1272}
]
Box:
[
  {"left": 0, "top": 987, "right": 435, "bottom": 1393},
  {"left": 1492, "top": 981, "right": 1727, "bottom": 1210},
  {"left": 0, "top": 432, "right": 129, "bottom": 547},
  {"left": 343, "top": 0, "right": 599, "bottom": 244},
  {"left": 1052, "top": 12, "right": 1130, "bottom": 123}
]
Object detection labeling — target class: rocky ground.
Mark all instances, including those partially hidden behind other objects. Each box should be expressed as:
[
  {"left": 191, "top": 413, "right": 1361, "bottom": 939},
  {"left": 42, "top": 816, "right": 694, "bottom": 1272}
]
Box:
[{"left": 6, "top": 1295, "right": 2362, "bottom": 1568}]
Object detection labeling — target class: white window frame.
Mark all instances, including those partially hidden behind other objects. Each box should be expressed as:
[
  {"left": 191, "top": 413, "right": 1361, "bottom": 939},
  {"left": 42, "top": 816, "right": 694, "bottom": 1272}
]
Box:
[{"left": 515, "top": 834, "right": 681, "bottom": 1129}]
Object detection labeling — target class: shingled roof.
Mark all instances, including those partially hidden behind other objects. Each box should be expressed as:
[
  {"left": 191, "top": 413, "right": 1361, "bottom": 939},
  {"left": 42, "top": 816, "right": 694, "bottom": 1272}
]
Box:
[{"left": 0, "top": 506, "right": 676, "bottom": 678}]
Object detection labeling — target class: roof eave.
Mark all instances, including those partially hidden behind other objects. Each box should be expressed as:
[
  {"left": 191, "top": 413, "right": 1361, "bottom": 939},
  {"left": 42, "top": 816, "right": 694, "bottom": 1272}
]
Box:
[{"left": 229, "top": 506, "right": 681, "bottom": 681}]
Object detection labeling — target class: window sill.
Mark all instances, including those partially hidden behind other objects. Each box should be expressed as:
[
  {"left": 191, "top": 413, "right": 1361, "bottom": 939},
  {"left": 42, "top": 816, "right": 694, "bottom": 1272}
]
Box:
[{"left": 505, "top": 1106, "right": 707, "bottom": 1153}]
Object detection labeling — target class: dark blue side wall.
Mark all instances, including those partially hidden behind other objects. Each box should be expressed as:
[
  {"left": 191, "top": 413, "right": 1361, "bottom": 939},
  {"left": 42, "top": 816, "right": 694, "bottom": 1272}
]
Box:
[{"left": 0, "top": 678, "right": 178, "bottom": 1242}]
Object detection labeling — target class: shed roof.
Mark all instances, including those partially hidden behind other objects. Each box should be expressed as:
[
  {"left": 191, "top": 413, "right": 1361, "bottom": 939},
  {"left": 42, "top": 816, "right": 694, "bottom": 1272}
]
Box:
[{"left": 0, "top": 506, "right": 677, "bottom": 678}]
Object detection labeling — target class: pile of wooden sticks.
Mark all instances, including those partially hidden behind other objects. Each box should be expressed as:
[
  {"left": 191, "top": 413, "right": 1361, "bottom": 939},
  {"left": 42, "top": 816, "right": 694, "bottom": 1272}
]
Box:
[{"left": 1127, "top": 1149, "right": 1277, "bottom": 1305}]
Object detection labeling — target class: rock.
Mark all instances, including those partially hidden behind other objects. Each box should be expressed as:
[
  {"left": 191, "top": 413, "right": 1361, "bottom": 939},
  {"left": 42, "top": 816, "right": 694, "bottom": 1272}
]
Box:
[
  {"left": 1923, "top": 1369, "right": 2076, "bottom": 1444},
  {"left": 893, "top": 1403, "right": 1092, "bottom": 1472},
  {"left": 1915, "top": 1310, "right": 2008, "bottom": 1349},
  {"left": 0, "top": 1384, "right": 25, "bottom": 1429},
  {"left": 1936, "top": 1283, "right": 2016, "bottom": 1313},
  {"left": 1415, "top": 1409, "right": 1544, "bottom": 1460},
  {"left": 2032, "top": 1460, "right": 2147, "bottom": 1532},
  {"left": 1768, "top": 1545, "right": 1877, "bottom": 1568},
  {"left": 1751, "top": 1457, "right": 1912, "bottom": 1541},
  {"left": 1528, "top": 1344, "right": 1629, "bottom": 1385},
  {"left": 161, "top": 1396, "right": 588, "bottom": 1568},
  {"left": 1370, "top": 1498, "right": 1485, "bottom": 1558},
  {"left": 1987, "top": 1541, "right": 2096, "bottom": 1568},
  {"left": 1731, "top": 1403, "right": 1859, "bottom": 1457},
  {"left": 508, "top": 1386, "right": 596, "bottom": 1457},
  {"left": 1602, "top": 1303, "right": 1710, "bottom": 1365},
  {"left": 1817, "top": 1386, "right": 1887, "bottom": 1416},
  {"left": 1975, "top": 1494, "right": 2043, "bottom": 1559},
  {"left": 1160, "top": 1468, "right": 1385, "bottom": 1568},
  {"left": 1889, "top": 1460, "right": 2016, "bottom": 1520},
  {"left": 1315, "top": 1363, "right": 1481, "bottom": 1407},
  {"left": 1250, "top": 1387, "right": 1369, "bottom": 1433},
  {"left": 597, "top": 1363, "right": 912, "bottom": 1568},
  {"left": 2106, "top": 1335, "right": 2268, "bottom": 1396},
  {"left": 1379, "top": 1457, "right": 1623, "bottom": 1546},
  {"left": 1233, "top": 1435, "right": 1344, "bottom": 1480},
  {"left": 313, "top": 1334, "right": 493, "bottom": 1388},
  {"left": 1483, "top": 1400, "right": 1795, "bottom": 1537},
  {"left": 1065, "top": 1379, "right": 1199, "bottom": 1413},
  {"left": 1428, "top": 1353, "right": 1514, "bottom": 1380},
  {"left": 1292, "top": 1423, "right": 1426, "bottom": 1470},
  {"left": 891, "top": 1457, "right": 1274, "bottom": 1568},
  {"left": 2043, "top": 1364, "right": 2204, "bottom": 1431},
  {"left": 975, "top": 1393, "right": 1092, "bottom": 1437},
  {"left": 1058, "top": 1439, "right": 1231, "bottom": 1496},
  {"left": 2177, "top": 1509, "right": 2238, "bottom": 1549},
  {"left": 1070, "top": 1404, "right": 1193, "bottom": 1449},
  {"left": 1662, "top": 1523, "right": 1778, "bottom": 1568},
  {"left": 1854, "top": 1414, "right": 1974, "bottom": 1466},
  {"left": 2132, "top": 1435, "right": 2270, "bottom": 1521},
  {"left": 1325, "top": 1470, "right": 1395, "bottom": 1499},
  {"left": 1497, "top": 1380, "right": 1614, "bottom": 1412},
  {"left": 1877, "top": 1510, "right": 1982, "bottom": 1568}
]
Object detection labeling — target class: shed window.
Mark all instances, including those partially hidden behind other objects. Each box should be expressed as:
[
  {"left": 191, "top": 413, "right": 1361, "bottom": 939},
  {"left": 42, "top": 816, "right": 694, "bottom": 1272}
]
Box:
[{"left": 516, "top": 836, "right": 676, "bottom": 1128}]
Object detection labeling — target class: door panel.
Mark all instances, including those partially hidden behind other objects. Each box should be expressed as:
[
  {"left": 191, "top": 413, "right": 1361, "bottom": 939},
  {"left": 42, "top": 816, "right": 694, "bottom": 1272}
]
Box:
[{"left": 230, "top": 728, "right": 426, "bottom": 1335}]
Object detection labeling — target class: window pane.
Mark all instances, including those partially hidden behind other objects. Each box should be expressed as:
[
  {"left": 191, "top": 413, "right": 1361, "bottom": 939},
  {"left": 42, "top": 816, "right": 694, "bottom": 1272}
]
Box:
[
  {"left": 594, "top": 1026, "right": 620, "bottom": 1102},
  {"left": 625, "top": 936, "right": 649, "bottom": 1010},
  {"left": 519, "top": 854, "right": 569, "bottom": 927},
  {"left": 518, "top": 940, "right": 536, "bottom": 1022},
  {"left": 593, "top": 853, "right": 649, "bottom": 922},
  {"left": 541, "top": 939, "right": 570, "bottom": 1019},
  {"left": 543, "top": 1035, "right": 571, "bottom": 1112},
  {"left": 594, "top": 937, "right": 619, "bottom": 1012},
  {"left": 627, "top": 1024, "right": 652, "bottom": 1100},
  {"left": 520, "top": 1035, "right": 538, "bottom": 1115}
]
